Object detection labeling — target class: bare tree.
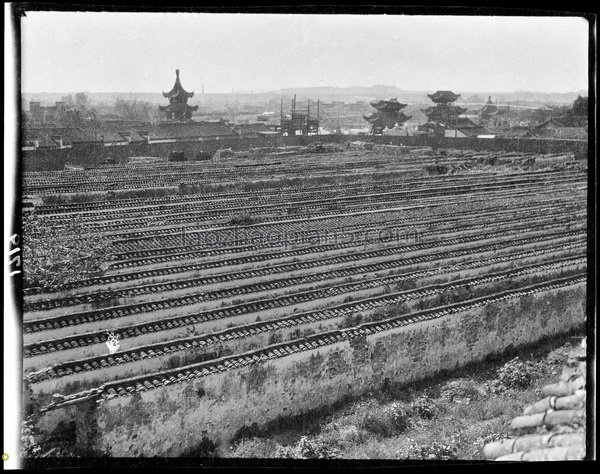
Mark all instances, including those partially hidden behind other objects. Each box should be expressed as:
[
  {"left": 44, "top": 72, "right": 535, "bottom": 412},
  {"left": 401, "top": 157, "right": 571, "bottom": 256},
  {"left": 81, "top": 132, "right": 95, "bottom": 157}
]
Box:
[
  {"left": 114, "top": 98, "right": 155, "bottom": 121},
  {"left": 75, "top": 92, "right": 89, "bottom": 108}
]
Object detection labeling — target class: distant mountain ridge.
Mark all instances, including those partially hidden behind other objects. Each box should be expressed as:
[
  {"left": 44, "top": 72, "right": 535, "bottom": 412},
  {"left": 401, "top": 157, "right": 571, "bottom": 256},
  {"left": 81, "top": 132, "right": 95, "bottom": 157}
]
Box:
[{"left": 22, "top": 86, "right": 587, "bottom": 109}]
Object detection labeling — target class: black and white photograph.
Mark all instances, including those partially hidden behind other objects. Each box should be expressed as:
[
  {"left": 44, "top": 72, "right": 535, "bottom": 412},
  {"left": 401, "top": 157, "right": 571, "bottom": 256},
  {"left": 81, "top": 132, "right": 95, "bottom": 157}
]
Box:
[{"left": 3, "top": 5, "right": 595, "bottom": 468}]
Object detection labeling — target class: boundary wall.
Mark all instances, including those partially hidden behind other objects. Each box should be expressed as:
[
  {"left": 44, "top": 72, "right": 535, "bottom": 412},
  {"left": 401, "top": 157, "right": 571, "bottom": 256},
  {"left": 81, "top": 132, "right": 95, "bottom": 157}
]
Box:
[
  {"left": 22, "top": 135, "right": 588, "bottom": 172},
  {"left": 62, "top": 283, "right": 587, "bottom": 456}
]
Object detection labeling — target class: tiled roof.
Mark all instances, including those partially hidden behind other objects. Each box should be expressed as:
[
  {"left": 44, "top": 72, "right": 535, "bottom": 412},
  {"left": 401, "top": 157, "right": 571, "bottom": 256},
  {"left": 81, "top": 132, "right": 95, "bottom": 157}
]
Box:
[
  {"left": 529, "top": 123, "right": 588, "bottom": 140},
  {"left": 148, "top": 121, "right": 239, "bottom": 140},
  {"left": 162, "top": 69, "right": 194, "bottom": 100},
  {"left": 99, "top": 124, "right": 147, "bottom": 143},
  {"left": 483, "top": 338, "right": 587, "bottom": 461},
  {"left": 22, "top": 125, "right": 151, "bottom": 147},
  {"left": 22, "top": 127, "right": 104, "bottom": 146},
  {"left": 369, "top": 99, "right": 408, "bottom": 112},
  {"left": 233, "top": 123, "right": 271, "bottom": 137},
  {"left": 495, "top": 127, "right": 532, "bottom": 138},
  {"left": 428, "top": 91, "right": 461, "bottom": 103},
  {"left": 535, "top": 116, "right": 587, "bottom": 129},
  {"left": 423, "top": 105, "right": 469, "bottom": 122}
]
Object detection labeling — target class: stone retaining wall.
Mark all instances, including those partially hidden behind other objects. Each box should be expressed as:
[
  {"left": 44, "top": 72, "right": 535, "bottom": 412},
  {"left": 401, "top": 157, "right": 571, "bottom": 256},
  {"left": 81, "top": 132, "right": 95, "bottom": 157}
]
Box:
[{"left": 89, "top": 283, "right": 585, "bottom": 456}]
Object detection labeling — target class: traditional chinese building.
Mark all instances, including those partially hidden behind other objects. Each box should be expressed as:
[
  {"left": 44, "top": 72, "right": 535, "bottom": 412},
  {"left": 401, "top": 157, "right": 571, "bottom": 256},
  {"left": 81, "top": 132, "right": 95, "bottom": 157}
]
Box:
[
  {"left": 422, "top": 90, "right": 467, "bottom": 126},
  {"left": 418, "top": 91, "right": 491, "bottom": 137},
  {"left": 479, "top": 96, "right": 507, "bottom": 128},
  {"left": 363, "top": 99, "right": 411, "bottom": 135},
  {"left": 159, "top": 69, "right": 199, "bottom": 121}
]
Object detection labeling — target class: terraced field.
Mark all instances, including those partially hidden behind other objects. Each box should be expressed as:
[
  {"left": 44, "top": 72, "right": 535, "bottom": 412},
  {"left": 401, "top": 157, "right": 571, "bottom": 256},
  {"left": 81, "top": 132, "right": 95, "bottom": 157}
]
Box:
[{"left": 22, "top": 145, "right": 587, "bottom": 454}]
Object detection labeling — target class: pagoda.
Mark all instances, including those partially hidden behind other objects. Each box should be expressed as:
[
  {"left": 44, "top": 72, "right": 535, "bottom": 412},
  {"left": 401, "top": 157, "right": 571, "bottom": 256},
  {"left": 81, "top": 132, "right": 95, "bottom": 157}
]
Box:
[
  {"left": 159, "top": 69, "right": 199, "bottom": 120},
  {"left": 422, "top": 90, "right": 466, "bottom": 126},
  {"left": 363, "top": 98, "right": 411, "bottom": 135}
]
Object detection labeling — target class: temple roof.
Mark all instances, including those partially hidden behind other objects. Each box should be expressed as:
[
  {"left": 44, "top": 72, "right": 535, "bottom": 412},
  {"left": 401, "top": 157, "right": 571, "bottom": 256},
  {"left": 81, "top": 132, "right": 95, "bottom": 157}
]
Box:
[
  {"left": 480, "top": 96, "right": 502, "bottom": 117},
  {"left": 163, "top": 69, "right": 195, "bottom": 100},
  {"left": 148, "top": 121, "right": 239, "bottom": 140},
  {"left": 369, "top": 98, "right": 407, "bottom": 112},
  {"left": 423, "top": 105, "right": 468, "bottom": 116},
  {"left": 427, "top": 90, "right": 461, "bottom": 103},
  {"left": 159, "top": 103, "right": 199, "bottom": 113},
  {"left": 363, "top": 111, "right": 411, "bottom": 127}
]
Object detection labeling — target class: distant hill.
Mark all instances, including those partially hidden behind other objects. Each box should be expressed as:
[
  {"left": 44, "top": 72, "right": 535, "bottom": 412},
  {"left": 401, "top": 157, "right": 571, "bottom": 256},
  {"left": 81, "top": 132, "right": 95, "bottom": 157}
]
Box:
[{"left": 21, "top": 86, "right": 587, "bottom": 111}]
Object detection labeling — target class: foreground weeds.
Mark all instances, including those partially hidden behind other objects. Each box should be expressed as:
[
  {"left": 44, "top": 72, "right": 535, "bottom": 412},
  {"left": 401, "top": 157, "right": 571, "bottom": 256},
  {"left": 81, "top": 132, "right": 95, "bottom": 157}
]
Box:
[{"left": 226, "top": 335, "right": 581, "bottom": 460}]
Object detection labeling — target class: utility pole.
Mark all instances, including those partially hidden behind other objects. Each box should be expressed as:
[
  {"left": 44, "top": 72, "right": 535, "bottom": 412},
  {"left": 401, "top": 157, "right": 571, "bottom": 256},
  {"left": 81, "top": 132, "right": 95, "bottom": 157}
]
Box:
[
  {"left": 307, "top": 99, "right": 311, "bottom": 135},
  {"left": 317, "top": 98, "right": 320, "bottom": 136},
  {"left": 293, "top": 94, "right": 297, "bottom": 135},
  {"left": 455, "top": 109, "right": 458, "bottom": 138},
  {"left": 280, "top": 97, "right": 283, "bottom": 135}
]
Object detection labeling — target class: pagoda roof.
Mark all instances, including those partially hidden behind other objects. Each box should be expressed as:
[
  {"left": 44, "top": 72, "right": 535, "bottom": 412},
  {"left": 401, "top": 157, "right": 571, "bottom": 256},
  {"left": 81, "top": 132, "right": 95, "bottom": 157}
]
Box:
[
  {"left": 369, "top": 98, "right": 407, "bottom": 112},
  {"left": 427, "top": 90, "right": 461, "bottom": 103},
  {"left": 163, "top": 69, "right": 195, "bottom": 100},
  {"left": 480, "top": 96, "right": 503, "bottom": 116},
  {"left": 363, "top": 111, "right": 411, "bottom": 127},
  {"left": 422, "top": 105, "right": 467, "bottom": 116},
  {"left": 159, "top": 103, "right": 199, "bottom": 113}
]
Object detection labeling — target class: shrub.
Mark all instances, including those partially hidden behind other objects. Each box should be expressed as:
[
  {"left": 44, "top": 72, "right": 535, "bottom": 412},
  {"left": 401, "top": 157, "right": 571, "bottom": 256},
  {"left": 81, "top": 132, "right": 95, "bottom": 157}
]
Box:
[
  {"left": 20, "top": 415, "right": 78, "bottom": 458},
  {"left": 439, "top": 379, "right": 481, "bottom": 403},
  {"left": 383, "top": 402, "right": 411, "bottom": 433},
  {"left": 274, "top": 436, "right": 339, "bottom": 459},
  {"left": 339, "top": 312, "right": 363, "bottom": 329},
  {"left": 319, "top": 423, "right": 369, "bottom": 450},
  {"left": 546, "top": 344, "right": 574, "bottom": 366},
  {"left": 495, "top": 357, "right": 532, "bottom": 390},
  {"left": 350, "top": 400, "right": 410, "bottom": 437},
  {"left": 228, "top": 213, "right": 262, "bottom": 226},
  {"left": 267, "top": 332, "right": 283, "bottom": 345},
  {"left": 408, "top": 437, "right": 459, "bottom": 460},
  {"left": 229, "top": 437, "right": 277, "bottom": 458},
  {"left": 410, "top": 395, "right": 437, "bottom": 420},
  {"left": 22, "top": 211, "right": 111, "bottom": 290},
  {"left": 20, "top": 415, "right": 42, "bottom": 458}
]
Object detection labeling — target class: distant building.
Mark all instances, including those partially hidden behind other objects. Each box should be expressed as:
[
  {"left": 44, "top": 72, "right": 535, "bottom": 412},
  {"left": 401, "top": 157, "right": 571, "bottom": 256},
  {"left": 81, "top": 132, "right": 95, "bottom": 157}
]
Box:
[
  {"left": 422, "top": 90, "right": 467, "bottom": 127},
  {"left": 233, "top": 122, "right": 275, "bottom": 138},
  {"left": 27, "top": 100, "right": 68, "bottom": 126},
  {"left": 443, "top": 117, "right": 489, "bottom": 138},
  {"left": 159, "top": 69, "right": 199, "bottom": 121},
  {"left": 418, "top": 90, "right": 486, "bottom": 137},
  {"left": 527, "top": 118, "right": 587, "bottom": 140},
  {"left": 526, "top": 96, "right": 588, "bottom": 139},
  {"left": 280, "top": 95, "right": 320, "bottom": 135},
  {"left": 146, "top": 121, "right": 239, "bottom": 142},
  {"left": 21, "top": 120, "right": 239, "bottom": 150},
  {"left": 363, "top": 99, "right": 411, "bottom": 135},
  {"left": 494, "top": 126, "right": 533, "bottom": 139}
]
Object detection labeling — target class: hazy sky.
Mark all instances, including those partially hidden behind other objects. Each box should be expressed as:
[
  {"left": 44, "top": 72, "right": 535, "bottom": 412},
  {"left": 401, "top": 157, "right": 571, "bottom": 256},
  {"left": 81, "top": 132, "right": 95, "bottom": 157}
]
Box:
[{"left": 20, "top": 12, "right": 589, "bottom": 93}]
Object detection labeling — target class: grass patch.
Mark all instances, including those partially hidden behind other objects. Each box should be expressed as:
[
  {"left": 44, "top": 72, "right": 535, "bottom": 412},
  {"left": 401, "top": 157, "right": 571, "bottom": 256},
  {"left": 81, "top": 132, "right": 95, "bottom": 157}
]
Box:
[{"left": 225, "top": 332, "right": 582, "bottom": 460}]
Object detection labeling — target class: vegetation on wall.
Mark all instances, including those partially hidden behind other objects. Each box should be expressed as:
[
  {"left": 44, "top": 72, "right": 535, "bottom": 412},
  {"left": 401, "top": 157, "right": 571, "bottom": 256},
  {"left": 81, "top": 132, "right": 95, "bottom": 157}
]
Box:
[{"left": 22, "top": 211, "right": 111, "bottom": 290}]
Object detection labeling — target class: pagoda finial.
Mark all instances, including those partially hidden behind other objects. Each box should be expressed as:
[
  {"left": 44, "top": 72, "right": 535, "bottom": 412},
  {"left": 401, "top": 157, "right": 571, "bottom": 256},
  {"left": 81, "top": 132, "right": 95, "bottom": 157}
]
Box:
[{"left": 176, "top": 69, "right": 180, "bottom": 79}]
